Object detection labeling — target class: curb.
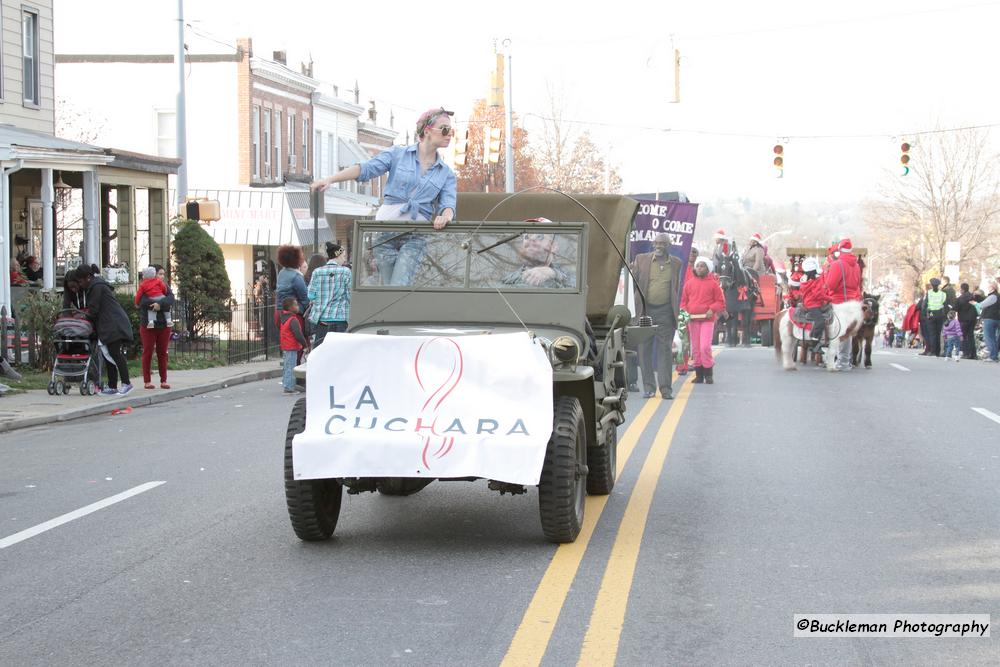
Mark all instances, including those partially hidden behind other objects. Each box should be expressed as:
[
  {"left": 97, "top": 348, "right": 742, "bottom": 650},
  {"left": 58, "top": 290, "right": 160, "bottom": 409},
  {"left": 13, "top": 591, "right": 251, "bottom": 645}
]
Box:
[{"left": 0, "top": 367, "right": 283, "bottom": 434}]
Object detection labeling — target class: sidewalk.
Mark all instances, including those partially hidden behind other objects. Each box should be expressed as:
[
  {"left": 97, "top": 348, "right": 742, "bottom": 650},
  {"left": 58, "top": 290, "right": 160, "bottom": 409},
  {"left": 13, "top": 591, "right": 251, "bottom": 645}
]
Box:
[{"left": 0, "top": 360, "right": 283, "bottom": 434}]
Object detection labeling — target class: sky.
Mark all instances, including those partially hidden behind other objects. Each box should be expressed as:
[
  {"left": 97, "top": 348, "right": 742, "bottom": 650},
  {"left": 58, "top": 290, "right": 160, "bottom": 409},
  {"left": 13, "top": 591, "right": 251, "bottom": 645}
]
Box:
[{"left": 54, "top": 0, "right": 1000, "bottom": 205}]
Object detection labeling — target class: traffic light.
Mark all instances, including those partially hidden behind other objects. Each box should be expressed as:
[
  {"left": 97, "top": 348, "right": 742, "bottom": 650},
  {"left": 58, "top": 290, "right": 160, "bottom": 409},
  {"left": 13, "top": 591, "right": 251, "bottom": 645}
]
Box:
[
  {"left": 488, "top": 127, "right": 503, "bottom": 164},
  {"left": 453, "top": 127, "right": 468, "bottom": 167},
  {"left": 185, "top": 198, "right": 220, "bottom": 222},
  {"left": 773, "top": 144, "right": 784, "bottom": 178},
  {"left": 900, "top": 141, "right": 910, "bottom": 176}
]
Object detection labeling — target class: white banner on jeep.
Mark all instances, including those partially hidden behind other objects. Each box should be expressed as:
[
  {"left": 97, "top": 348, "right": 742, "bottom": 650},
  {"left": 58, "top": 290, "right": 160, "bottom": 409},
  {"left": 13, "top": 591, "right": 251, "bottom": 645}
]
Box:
[{"left": 292, "top": 332, "right": 554, "bottom": 485}]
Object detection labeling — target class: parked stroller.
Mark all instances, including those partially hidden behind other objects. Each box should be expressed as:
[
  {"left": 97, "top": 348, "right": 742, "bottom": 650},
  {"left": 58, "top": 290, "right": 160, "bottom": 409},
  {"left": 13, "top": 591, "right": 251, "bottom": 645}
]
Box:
[{"left": 47, "top": 309, "right": 103, "bottom": 396}]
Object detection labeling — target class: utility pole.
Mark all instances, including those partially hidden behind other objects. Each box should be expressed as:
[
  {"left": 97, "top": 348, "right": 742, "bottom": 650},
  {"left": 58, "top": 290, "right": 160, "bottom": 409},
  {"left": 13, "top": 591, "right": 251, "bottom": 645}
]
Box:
[
  {"left": 503, "top": 39, "right": 514, "bottom": 193},
  {"left": 175, "top": 0, "right": 188, "bottom": 209}
]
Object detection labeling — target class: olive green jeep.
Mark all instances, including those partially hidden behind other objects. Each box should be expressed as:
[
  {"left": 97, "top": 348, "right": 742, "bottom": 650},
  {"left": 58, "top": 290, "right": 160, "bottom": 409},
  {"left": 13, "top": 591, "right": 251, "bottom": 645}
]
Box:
[{"left": 284, "top": 193, "right": 651, "bottom": 543}]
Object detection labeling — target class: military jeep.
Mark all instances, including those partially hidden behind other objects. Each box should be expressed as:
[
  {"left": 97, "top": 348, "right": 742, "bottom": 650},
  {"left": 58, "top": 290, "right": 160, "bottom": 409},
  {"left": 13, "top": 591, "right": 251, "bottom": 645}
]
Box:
[{"left": 284, "top": 193, "right": 648, "bottom": 543}]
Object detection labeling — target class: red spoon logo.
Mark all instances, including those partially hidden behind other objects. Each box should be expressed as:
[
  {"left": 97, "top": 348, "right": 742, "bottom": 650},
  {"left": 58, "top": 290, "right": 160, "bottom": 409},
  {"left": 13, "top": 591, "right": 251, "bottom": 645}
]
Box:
[{"left": 413, "top": 338, "right": 464, "bottom": 469}]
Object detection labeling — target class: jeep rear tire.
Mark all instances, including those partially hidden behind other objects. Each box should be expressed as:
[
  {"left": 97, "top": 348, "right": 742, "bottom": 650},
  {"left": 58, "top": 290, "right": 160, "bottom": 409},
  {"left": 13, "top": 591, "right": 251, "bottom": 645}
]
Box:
[
  {"left": 586, "top": 424, "right": 617, "bottom": 495},
  {"left": 538, "top": 395, "right": 587, "bottom": 543},
  {"left": 284, "top": 397, "right": 343, "bottom": 541}
]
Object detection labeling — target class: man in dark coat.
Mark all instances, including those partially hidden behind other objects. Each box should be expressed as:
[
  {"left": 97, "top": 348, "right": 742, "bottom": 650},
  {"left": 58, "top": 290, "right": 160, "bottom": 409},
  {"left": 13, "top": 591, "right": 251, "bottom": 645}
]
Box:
[
  {"left": 955, "top": 282, "right": 979, "bottom": 359},
  {"left": 631, "top": 233, "right": 682, "bottom": 399},
  {"left": 75, "top": 265, "right": 135, "bottom": 394}
]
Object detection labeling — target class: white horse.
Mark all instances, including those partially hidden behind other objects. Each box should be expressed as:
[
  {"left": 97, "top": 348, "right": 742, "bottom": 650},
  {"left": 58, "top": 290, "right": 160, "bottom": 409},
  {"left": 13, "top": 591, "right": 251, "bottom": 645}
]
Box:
[{"left": 774, "top": 301, "right": 864, "bottom": 371}]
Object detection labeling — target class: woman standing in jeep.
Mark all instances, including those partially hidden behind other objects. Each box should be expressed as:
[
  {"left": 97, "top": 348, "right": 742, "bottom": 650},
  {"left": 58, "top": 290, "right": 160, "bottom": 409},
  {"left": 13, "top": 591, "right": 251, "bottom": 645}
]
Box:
[{"left": 310, "top": 107, "right": 457, "bottom": 285}]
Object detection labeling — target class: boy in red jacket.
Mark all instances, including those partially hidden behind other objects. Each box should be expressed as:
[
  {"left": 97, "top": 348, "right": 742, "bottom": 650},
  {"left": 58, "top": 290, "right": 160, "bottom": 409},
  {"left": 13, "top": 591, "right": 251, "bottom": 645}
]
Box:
[
  {"left": 279, "top": 297, "right": 309, "bottom": 393},
  {"left": 681, "top": 256, "right": 726, "bottom": 384},
  {"left": 798, "top": 258, "right": 830, "bottom": 345}
]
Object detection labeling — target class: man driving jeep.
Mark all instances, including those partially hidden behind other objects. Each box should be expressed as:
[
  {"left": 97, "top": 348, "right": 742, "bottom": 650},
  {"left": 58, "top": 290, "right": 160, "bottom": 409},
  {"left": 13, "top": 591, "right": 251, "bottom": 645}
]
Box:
[{"left": 501, "top": 222, "right": 573, "bottom": 289}]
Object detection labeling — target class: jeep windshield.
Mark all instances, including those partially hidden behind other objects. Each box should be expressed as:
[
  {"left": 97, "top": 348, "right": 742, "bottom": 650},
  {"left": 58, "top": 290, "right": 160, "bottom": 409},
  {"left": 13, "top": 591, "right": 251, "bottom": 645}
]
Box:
[{"left": 356, "top": 228, "right": 581, "bottom": 291}]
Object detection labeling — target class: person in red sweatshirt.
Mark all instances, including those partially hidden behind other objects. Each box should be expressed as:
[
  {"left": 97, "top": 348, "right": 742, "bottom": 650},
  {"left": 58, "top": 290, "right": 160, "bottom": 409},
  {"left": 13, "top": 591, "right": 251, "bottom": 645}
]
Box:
[
  {"left": 798, "top": 258, "right": 830, "bottom": 345},
  {"left": 824, "top": 238, "right": 863, "bottom": 370},
  {"left": 824, "top": 238, "right": 862, "bottom": 303},
  {"left": 681, "top": 256, "right": 726, "bottom": 384}
]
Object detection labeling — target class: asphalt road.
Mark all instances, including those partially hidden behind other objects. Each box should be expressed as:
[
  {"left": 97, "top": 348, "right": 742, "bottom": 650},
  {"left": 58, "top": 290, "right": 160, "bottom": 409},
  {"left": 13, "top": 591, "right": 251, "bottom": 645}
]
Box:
[{"left": 1, "top": 348, "right": 998, "bottom": 665}]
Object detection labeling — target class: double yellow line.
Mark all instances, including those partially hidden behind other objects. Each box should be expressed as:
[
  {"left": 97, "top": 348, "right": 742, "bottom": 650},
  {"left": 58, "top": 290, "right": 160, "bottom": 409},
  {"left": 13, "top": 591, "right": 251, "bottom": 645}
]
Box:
[{"left": 502, "top": 378, "right": 695, "bottom": 666}]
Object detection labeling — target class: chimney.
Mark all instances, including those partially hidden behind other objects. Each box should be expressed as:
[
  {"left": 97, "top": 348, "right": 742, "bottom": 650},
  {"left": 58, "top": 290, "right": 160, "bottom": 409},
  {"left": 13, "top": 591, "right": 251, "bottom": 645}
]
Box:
[
  {"left": 300, "top": 56, "right": 314, "bottom": 78},
  {"left": 368, "top": 100, "right": 377, "bottom": 123},
  {"left": 272, "top": 50, "right": 287, "bottom": 65},
  {"left": 237, "top": 37, "right": 253, "bottom": 60}
]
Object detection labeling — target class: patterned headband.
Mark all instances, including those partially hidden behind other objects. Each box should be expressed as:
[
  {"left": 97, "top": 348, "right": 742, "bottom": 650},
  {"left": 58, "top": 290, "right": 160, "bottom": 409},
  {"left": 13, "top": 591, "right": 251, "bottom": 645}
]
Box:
[{"left": 416, "top": 107, "right": 454, "bottom": 137}]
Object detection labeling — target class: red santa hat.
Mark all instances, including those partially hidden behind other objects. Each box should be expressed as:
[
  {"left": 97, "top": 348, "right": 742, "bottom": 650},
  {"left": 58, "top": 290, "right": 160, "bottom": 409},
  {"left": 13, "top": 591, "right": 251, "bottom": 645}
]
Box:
[
  {"left": 750, "top": 232, "right": 763, "bottom": 244},
  {"left": 713, "top": 228, "right": 727, "bottom": 240},
  {"left": 838, "top": 238, "right": 853, "bottom": 253}
]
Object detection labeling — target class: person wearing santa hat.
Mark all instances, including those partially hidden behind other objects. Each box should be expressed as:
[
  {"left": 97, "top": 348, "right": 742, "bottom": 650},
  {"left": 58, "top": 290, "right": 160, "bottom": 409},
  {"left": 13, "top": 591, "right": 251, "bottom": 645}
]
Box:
[
  {"left": 799, "top": 258, "right": 830, "bottom": 344},
  {"left": 824, "top": 237, "right": 862, "bottom": 369},
  {"left": 742, "top": 232, "right": 766, "bottom": 274},
  {"left": 712, "top": 229, "right": 731, "bottom": 265},
  {"left": 681, "top": 256, "right": 726, "bottom": 384}
]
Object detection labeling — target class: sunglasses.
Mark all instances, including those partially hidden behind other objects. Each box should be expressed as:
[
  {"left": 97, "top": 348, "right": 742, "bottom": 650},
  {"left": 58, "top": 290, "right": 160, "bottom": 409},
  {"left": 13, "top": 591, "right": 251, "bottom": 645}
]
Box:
[
  {"left": 434, "top": 126, "right": 454, "bottom": 136},
  {"left": 522, "top": 233, "right": 553, "bottom": 242}
]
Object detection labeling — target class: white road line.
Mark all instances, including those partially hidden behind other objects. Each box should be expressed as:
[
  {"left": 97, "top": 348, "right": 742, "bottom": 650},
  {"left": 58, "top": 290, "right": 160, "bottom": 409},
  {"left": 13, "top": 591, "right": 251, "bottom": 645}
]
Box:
[
  {"left": 890, "top": 363, "right": 910, "bottom": 372},
  {"left": 0, "top": 481, "right": 165, "bottom": 550},
  {"left": 972, "top": 408, "right": 1000, "bottom": 426}
]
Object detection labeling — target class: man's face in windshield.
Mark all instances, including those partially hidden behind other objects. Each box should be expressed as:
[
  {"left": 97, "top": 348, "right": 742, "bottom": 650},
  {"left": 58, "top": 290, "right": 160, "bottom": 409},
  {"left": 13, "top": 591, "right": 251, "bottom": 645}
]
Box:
[{"left": 518, "top": 232, "right": 556, "bottom": 267}]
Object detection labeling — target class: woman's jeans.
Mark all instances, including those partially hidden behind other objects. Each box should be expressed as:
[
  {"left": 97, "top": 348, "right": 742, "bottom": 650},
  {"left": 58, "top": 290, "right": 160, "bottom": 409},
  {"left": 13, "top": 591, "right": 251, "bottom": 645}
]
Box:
[
  {"left": 373, "top": 232, "right": 427, "bottom": 286},
  {"left": 983, "top": 319, "right": 1000, "bottom": 361},
  {"left": 282, "top": 350, "right": 298, "bottom": 390},
  {"left": 312, "top": 321, "right": 347, "bottom": 347}
]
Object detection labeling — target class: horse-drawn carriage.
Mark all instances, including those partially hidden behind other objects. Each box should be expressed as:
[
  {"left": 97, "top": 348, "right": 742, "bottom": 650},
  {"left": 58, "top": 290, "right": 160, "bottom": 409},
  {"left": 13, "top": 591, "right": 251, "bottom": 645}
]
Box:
[{"left": 777, "top": 246, "right": 878, "bottom": 369}]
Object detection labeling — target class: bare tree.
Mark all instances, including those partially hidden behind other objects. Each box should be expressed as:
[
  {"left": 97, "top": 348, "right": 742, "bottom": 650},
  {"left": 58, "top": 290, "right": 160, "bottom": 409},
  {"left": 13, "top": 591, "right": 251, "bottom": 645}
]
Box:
[
  {"left": 531, "top": 84, "right": 622, "bottom": 194},
  {"left": 868, "top": 128, "right": 1000, "bottom": 287}
]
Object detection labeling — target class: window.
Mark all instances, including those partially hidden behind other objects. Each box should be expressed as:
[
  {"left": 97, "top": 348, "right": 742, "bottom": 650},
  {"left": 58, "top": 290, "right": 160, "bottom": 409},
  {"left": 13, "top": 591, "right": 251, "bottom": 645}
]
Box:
[
  {"left": 275, "top": 111, "right": 282, "bottom": 180},
  {"left": 22, "top": 10, "right": 39, "bottom": 106},
  {"left": 302, "top": 116, "right": 309, "bottom": 173},
  {"left": 287, "top": 112, "right": 295, "bottom": 170},
  {"left": 314, "top": 130, "right": 321, "bottom": 176},
  {"left": 155, "top": 110, "right": 176, "bottom": 157},
  {"left": 251, "top": 106, "right": 260, "bottom": 178},
  {"left": 327, "top": 134, "right": 336, "bottom": 177},
  {"left": 263, "top": 109, "right": 272, "bottom": 179}
]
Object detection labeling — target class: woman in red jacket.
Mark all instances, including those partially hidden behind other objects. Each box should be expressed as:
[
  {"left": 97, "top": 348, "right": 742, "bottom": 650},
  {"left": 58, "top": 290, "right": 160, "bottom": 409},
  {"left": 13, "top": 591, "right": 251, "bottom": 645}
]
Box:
[{"left": 681, "top": 256, "right": 726, "bottom": 384}]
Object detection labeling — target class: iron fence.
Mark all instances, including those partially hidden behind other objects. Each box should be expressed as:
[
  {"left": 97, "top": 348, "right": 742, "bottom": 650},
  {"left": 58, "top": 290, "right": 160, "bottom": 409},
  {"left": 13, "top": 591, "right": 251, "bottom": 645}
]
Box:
[{"left": 2, "top": 290, "right": 282, "bottom": 370}]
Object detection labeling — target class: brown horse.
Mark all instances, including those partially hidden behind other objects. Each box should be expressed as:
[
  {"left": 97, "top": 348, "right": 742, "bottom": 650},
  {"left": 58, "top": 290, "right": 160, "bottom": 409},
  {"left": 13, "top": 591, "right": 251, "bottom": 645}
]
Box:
[{"left": 851, "top": 293, "right": 880, "bottom": 369}]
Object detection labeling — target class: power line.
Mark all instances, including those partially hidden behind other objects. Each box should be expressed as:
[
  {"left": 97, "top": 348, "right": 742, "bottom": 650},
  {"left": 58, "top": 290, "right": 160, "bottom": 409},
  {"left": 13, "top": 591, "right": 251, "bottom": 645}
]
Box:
[
  {"left": 678, "top": 1, "right": 1000, "bottom": 41},
  {"left": 521, "top": 113, "right": 1000, "bottom": 141}
]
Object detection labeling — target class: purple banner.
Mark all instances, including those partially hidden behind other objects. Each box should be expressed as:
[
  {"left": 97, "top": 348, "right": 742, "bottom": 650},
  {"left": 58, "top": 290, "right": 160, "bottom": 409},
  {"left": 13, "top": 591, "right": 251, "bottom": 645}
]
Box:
[{"left": 629, "top": 200, "right": 700, "bottom": 282}]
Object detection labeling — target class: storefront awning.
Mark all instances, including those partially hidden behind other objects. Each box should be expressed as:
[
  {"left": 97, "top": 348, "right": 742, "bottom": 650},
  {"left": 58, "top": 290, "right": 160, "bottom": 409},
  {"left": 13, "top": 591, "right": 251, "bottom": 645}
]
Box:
[
  {"left": 190, "top": 188, "right": 335, "bottom": 247},
  {"left": 338, "top": 138, "right": 371, "bottom": 169}
]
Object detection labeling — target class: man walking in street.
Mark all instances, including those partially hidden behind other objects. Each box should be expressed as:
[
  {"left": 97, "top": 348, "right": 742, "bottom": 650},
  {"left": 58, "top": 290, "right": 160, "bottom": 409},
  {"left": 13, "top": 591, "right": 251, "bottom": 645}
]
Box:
[{"left": 632, "top": 233, "right": 682, "bottom": 399}]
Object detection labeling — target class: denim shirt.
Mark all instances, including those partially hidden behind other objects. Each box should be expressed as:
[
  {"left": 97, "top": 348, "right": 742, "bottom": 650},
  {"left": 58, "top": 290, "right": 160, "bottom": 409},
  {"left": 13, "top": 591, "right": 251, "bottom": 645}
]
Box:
[
  {"left": 356, "top": 144, "right": 457, "bottom": 221},
  {"left": 276, "top": 267, "right": 309, "bottom": 310}
]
